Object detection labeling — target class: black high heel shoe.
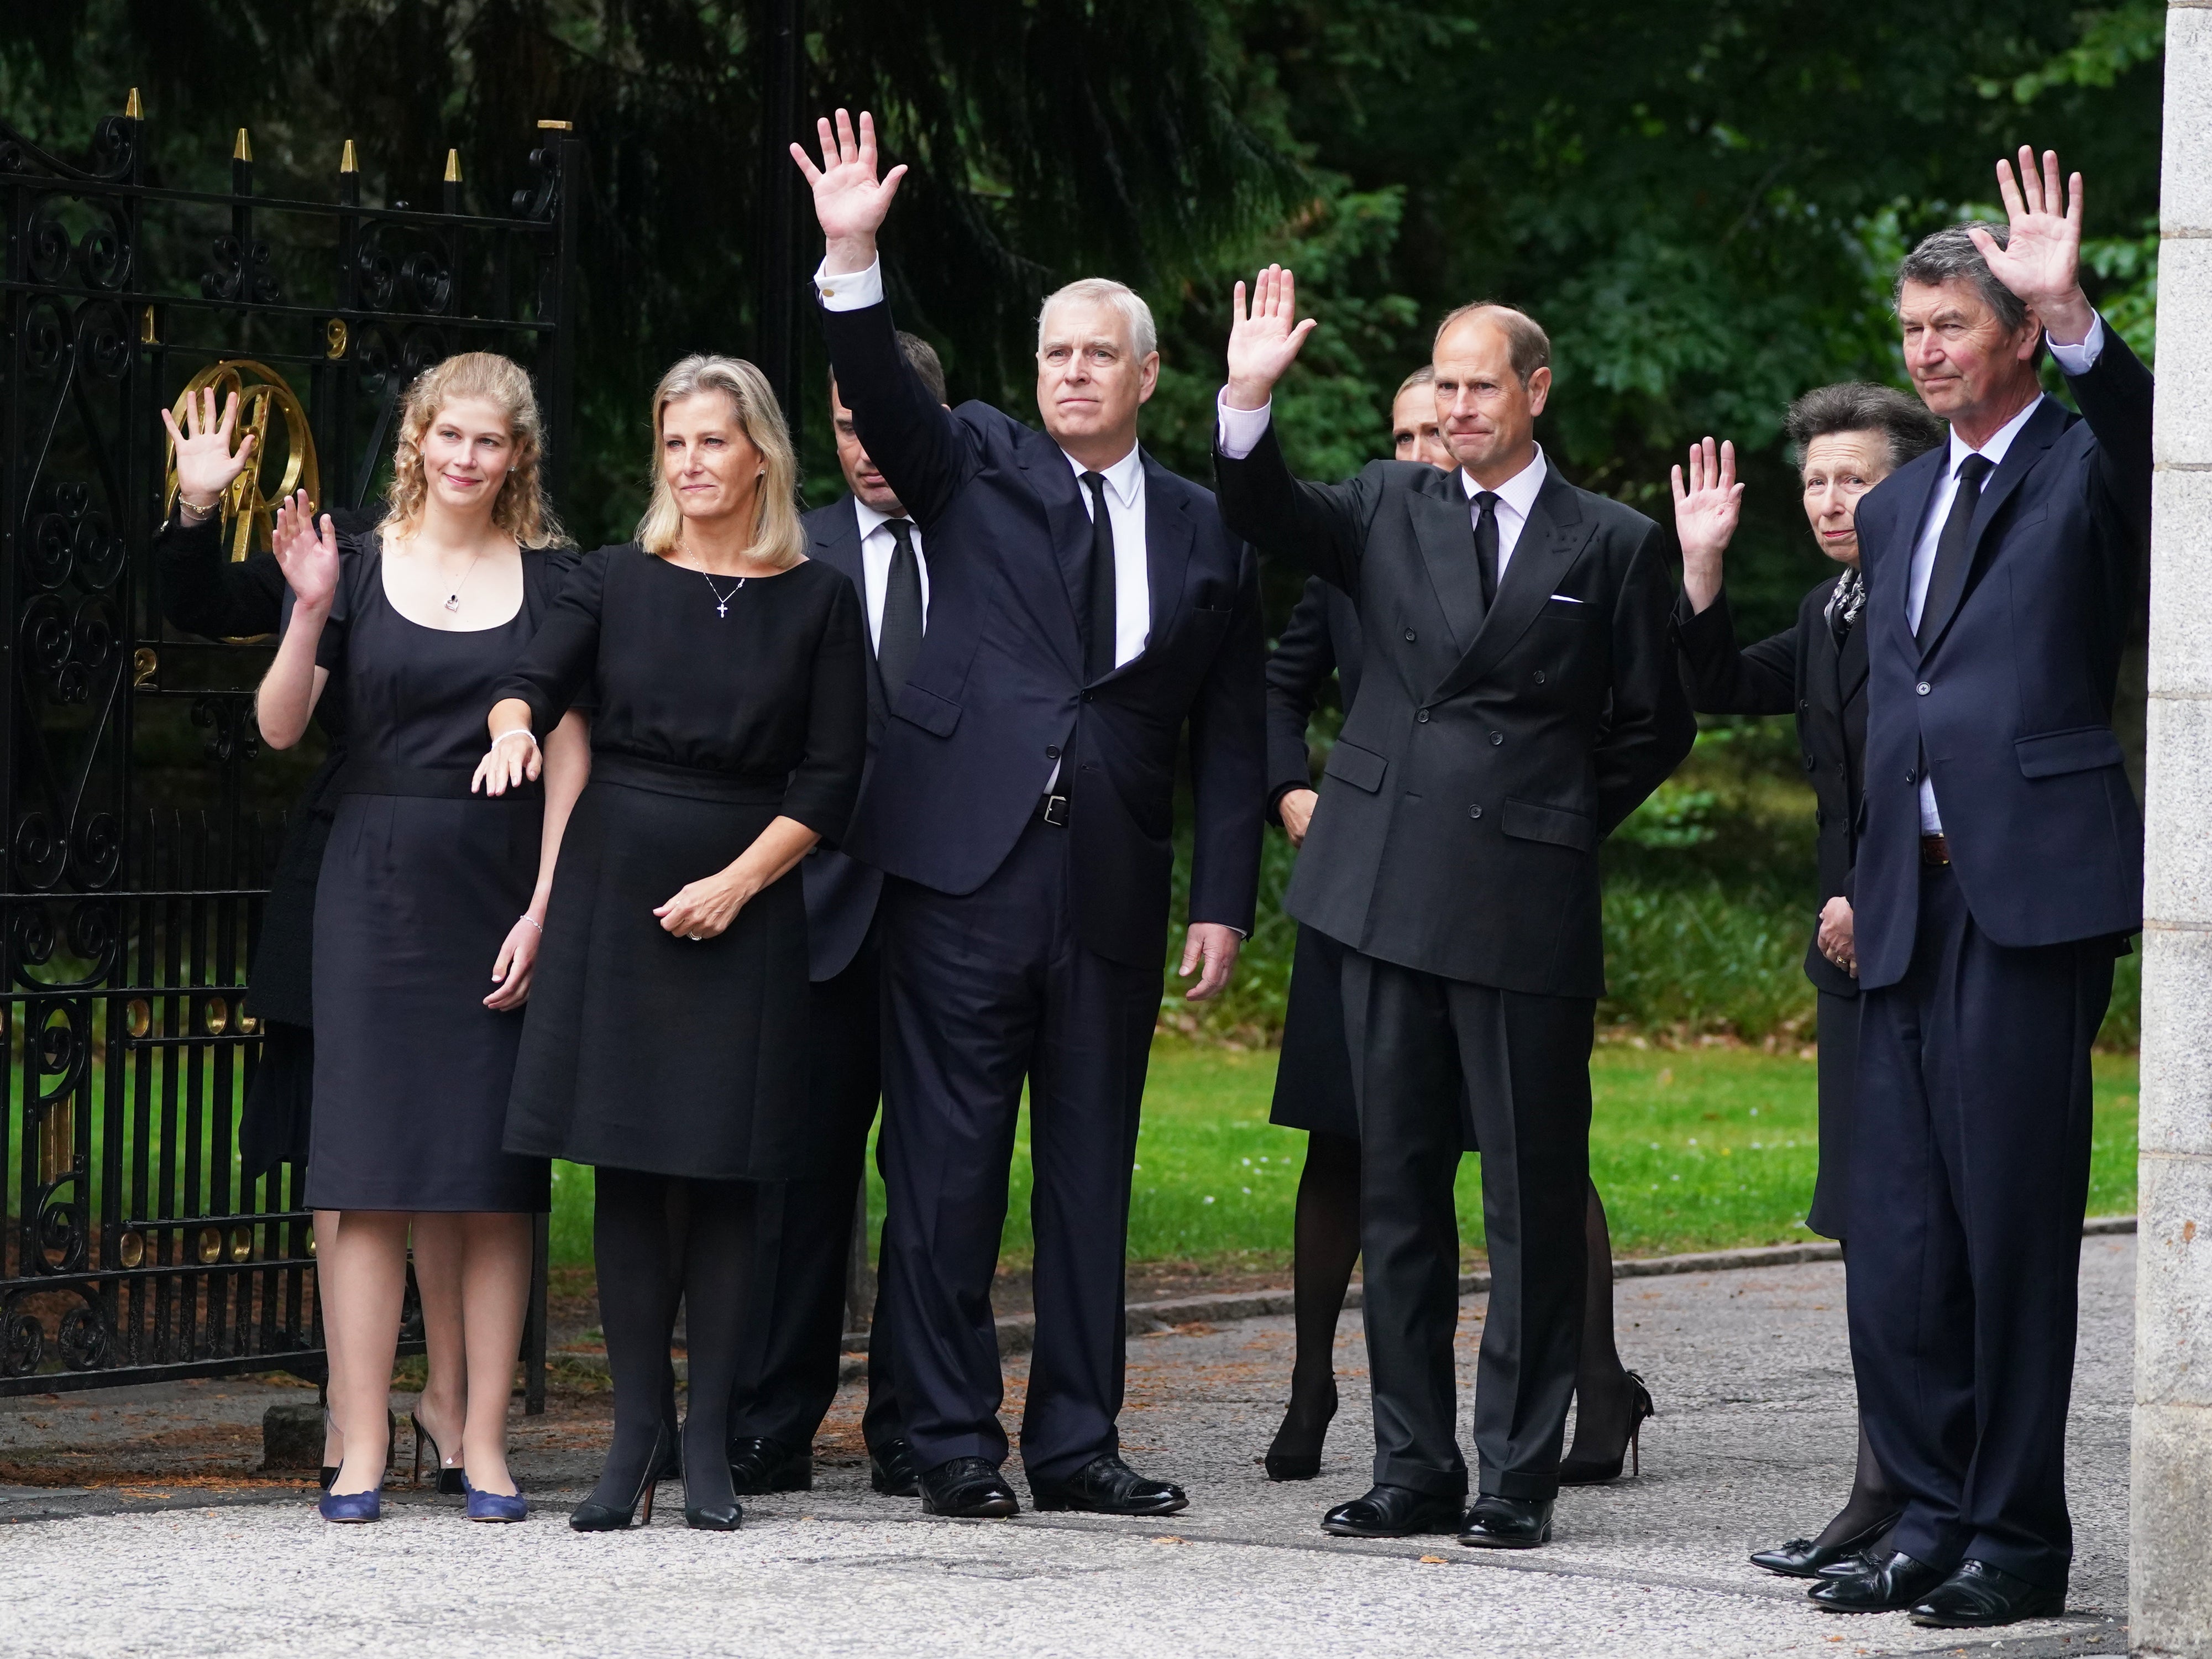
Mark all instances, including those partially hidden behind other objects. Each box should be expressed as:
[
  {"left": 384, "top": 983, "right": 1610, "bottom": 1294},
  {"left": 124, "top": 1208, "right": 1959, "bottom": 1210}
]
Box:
[
  {"left": 411, "top": 1413, "right": 466, "bottom": 1496},
  {"left": 1558, "top": 1370, "right": 1656, "bottom": 1485},
  {"left": 320, "top": 1410, "right": 340, "bottom": 1491},
  {"left": 570, "top": 1422, "right": 673, "bottom": 1532},
  {"left": 681, "top": 1417, "right": 742, "bottom": 1532},
  {"left": 1264, "top": 1378, "right": 1338, "bottom": 1481}
]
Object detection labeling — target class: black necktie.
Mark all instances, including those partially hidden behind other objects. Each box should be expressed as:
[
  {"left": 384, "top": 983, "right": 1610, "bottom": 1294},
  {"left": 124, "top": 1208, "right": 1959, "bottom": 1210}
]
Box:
[
  {"left": 1472, "top": 490, "right": 1501, "bottom": 609},
  {"left": 877, "top": 518, "right": 924, "bottom": 699},
  {"left": 1080, "top": 472, "right": 1119, "bottom": 682},
  {"left": 1916, "top": 453, "right": 1993, "bottom": 649}
]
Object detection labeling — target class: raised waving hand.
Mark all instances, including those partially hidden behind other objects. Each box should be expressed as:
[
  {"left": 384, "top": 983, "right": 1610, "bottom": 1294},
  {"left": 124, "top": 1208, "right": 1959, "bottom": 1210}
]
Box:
[
  {"left": 1672, "top": 436, "right": 1742, "bottom": 615},
  {"left": 790, "top": 109, "right": 908, "bottom": 274},
  {"left": 161, "top": 385, "right": 256, "bottom": 515},
  {"left": 270, "top": 488, "right": 339, "bottom": 614},
  {"left": 1225, "top": 265, "right": 1318, "bottom": 411},
  {"left": 1970, "top": 147, "right": 2094, "bottom": 346}
]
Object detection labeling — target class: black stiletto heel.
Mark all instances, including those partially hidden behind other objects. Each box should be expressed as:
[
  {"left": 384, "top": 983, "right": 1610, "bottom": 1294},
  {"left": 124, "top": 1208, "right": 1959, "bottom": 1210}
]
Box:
[
  {"left": 571, "top": 1422, "right": 673, "bottom": 1532},
  {"left": 1559, "top": 1370, "right": 1656, "bottom": 1485},
  {"left": 411, "top": 1413, "right": 466, "bottom": 1496}
]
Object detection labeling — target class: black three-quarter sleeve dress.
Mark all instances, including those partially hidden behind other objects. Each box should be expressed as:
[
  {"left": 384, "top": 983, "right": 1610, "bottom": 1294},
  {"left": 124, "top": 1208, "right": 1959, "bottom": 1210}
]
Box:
[
  {"left": 303, "top": 533, "right": 571, "bottom": 1213},
  {"left": 497, "top": 543, "right": 867, "bottom": 1181}
]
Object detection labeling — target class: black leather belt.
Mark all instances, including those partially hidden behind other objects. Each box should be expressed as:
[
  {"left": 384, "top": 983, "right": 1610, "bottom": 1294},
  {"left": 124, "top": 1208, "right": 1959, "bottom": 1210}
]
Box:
[
  {"left": 1921, "top": 834, "right": 1951, "bottom": 866},
  {"left": 1035, "top": 792, "right": 1070, "bottom": 827}
]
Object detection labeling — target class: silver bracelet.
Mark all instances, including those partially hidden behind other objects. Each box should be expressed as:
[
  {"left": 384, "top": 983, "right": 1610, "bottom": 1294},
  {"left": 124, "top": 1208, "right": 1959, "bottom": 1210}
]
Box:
[
  {"left": 492, "top": 728, "right": 541, "bottom": 756},
  {"left": 518, "top": 914, "right": 542, "bottom": 934}
]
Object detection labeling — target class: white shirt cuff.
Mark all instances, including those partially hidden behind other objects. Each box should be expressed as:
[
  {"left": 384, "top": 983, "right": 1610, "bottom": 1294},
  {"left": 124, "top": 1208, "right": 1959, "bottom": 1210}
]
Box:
[
  {"left": 813, "top": 255, "right": 884, "bottom": 312},
  {"left": 1215, "top": 390, "right": 1273, "bottom": 460},
  {"left": 2046, "top": 312, "right": 2105, "bottom": 376}
]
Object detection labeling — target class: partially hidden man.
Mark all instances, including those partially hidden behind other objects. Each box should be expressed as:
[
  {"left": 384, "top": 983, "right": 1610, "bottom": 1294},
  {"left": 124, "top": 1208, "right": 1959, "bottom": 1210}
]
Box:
[
  {"left": 792, "top": 111, "right": 1265, "bottom": 1519},
  {"left": 1214, "top": 268, "right": 1694, "bottom": 1548}
]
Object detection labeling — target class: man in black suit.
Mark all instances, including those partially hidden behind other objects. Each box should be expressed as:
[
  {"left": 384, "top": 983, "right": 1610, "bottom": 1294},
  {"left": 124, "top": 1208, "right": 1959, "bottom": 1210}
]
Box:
[
  {"left": 792, "top": 112, "right": 1265, "bottom": 1519},
  {"left": 1214, "top": 269, "right": 1694, "bottom": 1548},
  {"left": 1807, "top": 151, "right": 2151, "bottom": 1630},
  {"left": 724, "top": 330, "right": 949, "bottom": 1500}
]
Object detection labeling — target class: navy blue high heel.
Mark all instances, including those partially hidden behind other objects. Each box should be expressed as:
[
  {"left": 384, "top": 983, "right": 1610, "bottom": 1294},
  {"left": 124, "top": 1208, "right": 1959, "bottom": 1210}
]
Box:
[
  {"left": 318, "top": 1487, "right": 382, "bottom": 1524},
  {"left": 462, "top": 1472, "right": 528, "bottom": 1524}
]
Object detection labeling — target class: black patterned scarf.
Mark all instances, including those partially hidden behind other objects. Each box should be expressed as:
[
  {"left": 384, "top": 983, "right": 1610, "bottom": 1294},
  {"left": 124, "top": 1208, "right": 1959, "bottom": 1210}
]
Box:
[{"left": 1825, "top": 566, "right": 1866, "bottom": 640}]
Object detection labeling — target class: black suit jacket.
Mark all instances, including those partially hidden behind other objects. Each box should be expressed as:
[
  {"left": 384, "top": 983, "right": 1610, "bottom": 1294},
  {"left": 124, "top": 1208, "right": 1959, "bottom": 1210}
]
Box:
[
  {"left": 797, "top": 496, "right": 891, "bottom": 983},
  {"left": 819, "top": 299, "right": 1266, "bottom": 969},
  {"left": 1217, "top": 429, "right": 1694, "bottom": 996},
  {"left": 1854, "top": 331, "right": 2151, "bottom": 990},
  {"left": 1266, "top": 575, "right": 1366, "bottom": 819},
  {"left": 1674, "top": 580, "right": 1867, "bottom": 997}
]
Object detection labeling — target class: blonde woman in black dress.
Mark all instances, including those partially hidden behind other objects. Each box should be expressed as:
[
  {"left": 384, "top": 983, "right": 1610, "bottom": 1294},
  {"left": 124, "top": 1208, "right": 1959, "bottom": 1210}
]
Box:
[
  {"left": 479, "top": 355, "right": 866, "bottom": 1531},
  {"left": 259, "top": 353, "right": 592, "bottom": 1524}
]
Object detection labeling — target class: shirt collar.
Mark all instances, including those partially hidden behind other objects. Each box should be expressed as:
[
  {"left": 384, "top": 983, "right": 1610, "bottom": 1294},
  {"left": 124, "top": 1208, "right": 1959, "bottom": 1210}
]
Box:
[
  {"left": 852, "top": 497, "right": 911, "bottom": 542},
  {"left": 1459, "top": 443, "right": 1549, "bottom": 519},
  {"left": 1065, "top": 442, "right": 1145, "bottom": 507},
  {"left": 1948, "top": 394, "right": 2043, "bottom": 474}
]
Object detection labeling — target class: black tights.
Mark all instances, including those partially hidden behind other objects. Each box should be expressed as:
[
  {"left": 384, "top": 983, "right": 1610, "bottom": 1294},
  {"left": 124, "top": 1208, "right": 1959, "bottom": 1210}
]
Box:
[
  {"left": 1813, "top": 1238, "right": 1898, "bottom": 1547},
  {"left": 589, "top": 1168, "right": 757, "bottom": 1517}
]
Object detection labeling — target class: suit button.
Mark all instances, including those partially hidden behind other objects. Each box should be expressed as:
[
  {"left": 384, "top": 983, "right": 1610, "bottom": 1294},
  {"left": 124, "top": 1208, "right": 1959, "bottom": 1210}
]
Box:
[
  {"left": 1416, "top": 709, "right": 1430, "bottom": 724},
  {"left": 1404, "top": 628, "right": 1417, "bottom": 642},
  {"left": 1905, "top": 768, "right": 1917, "bottom": 783},
  {"left": 1046, "top": 745, "right": 1061, "bottom": 759},
  {"left": 1081, "top": 690, "right": 1094, "bottom": 702},
  {"left": 1799, "top": 699, "right": 1810, "bottom": 712},
  {"left": 1489, "top": 731, "right": 1503, "bottom": 746},
  {"left": 1916, "top": 681, "right": 1931, "bottom": 696},
  {"left": 1469, "top": 805, "right": 1483, "bottom": 819},
  {"left": 1533, "top": 669, "right": 1547, "bottom": 684},
  {"left": 1804, "top": 754, "right": 1816, "bottom": 772}
]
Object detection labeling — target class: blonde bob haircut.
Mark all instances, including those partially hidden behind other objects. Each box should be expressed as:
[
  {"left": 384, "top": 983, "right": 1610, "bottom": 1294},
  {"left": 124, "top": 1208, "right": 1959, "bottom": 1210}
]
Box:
[
  {"left": 384, "top": 352, "right": 569, "bottom": 548},
  {"left": 636, "top": 354, "right": 805, "bottom": 571}
]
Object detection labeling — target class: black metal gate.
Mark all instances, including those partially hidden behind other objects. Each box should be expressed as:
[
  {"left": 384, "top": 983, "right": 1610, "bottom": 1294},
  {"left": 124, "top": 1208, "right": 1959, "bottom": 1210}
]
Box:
[{"left": 0, "top": 98, "right": 580, "bottom": 1404}]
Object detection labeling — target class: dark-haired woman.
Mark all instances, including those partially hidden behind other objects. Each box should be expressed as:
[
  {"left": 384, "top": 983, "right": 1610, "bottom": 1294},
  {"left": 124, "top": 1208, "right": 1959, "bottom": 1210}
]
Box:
[
  {"left": 1669, "top": 383, "right": 1946, "bottom": 1578},
  {"left": 481, "top": 354, "right": 866, "bottom": 1533}
]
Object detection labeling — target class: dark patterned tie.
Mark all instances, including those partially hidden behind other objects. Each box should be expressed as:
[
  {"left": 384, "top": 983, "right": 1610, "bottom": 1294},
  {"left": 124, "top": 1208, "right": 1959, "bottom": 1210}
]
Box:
[
  {"left": 1916, "top": 453, "right": 1993, "bottom": 650},
  {"left": 1472, "top": 490, "right": 1501, "bottom": 609},
  {"left": 1080, "top": 472, "right": 1119, "bottom": 682},
  {"left": 877, "top": 518, "right": 924, "bottom": 699}
]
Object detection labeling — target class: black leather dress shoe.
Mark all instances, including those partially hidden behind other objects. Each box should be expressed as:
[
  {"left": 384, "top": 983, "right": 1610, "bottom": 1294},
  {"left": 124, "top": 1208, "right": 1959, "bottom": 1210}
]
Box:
[
  {"left": 1806, "top": 1549, "right": 1949, "bottom": 1612},
  {"left": 1320, "top": 1484, "right": 1464, "bottom": 1538},
  {"left": 918, "top": 1456, "right": 1020, "bottom": 1518},
  {"left": 1909, "top": 1560, "right": 2066, "bottom": 1627},
  {"left": 1029, "top": 1454, "right": 1188, "bottom": 1517},
  {"left": 869, "top": 1439, "right": 921, "bottom": 1498},
  {"left": 727, "top": 1436, "right": 812, "bottom": 1495},
  {"left": 1749, "top": 1511, "right": 1901, "bottom": 1578},
  {"left": 1456, "top": 1494, "right": 1554, "bottom": 1550}
]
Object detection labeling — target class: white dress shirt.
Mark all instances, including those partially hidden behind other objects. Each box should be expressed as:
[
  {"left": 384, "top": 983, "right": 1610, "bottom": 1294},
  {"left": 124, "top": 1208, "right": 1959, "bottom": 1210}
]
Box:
[
  {"left": 1906, "top": 316, "right": 2106, "bottom": 833},
  {"left": 1215, "top": 391, "right": 1549, "bottom": 577},
  {"left": 852, "top": 497, "right": 930, "bottom": 653}
]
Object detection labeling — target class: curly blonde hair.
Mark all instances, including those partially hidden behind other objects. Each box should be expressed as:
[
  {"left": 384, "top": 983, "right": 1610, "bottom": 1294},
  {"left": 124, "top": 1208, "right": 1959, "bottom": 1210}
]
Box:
[
  {"left": 382, "top": 352, "right": 569, "bottom": 547},
  {"left": 636, "top": 355, "right": 804, "bottom": 570}
]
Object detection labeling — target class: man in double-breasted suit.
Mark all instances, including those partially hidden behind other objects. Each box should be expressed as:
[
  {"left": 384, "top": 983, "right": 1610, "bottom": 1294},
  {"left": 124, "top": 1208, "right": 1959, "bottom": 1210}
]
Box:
[
  {"left": 1214, "top": 269, "right": 1694, "bottom": 1548},
  {"left": 793, "top": 112, "right": 1265, "bottom": 1520},
  {"left": 1807, "top": 151, "right": 2152, "bottom": 1631}
]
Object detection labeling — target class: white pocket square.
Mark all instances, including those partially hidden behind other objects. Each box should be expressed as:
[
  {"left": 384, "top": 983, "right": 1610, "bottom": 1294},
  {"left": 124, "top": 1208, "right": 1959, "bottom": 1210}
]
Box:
[{"left": 1548, "top": 593, "right": 1585, "bottom": 604}]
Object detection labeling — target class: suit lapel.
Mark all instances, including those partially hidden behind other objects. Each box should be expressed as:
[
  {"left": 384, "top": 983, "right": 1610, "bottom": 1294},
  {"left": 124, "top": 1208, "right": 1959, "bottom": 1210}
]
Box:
[
  {"left": 1135, "top": 455, "right": 1193, "bottom": 667},
  {"left": 811, "top": 498, "right": 885, "bottom": 717},
  {"left": 1012, "top": 430, "right": 1088, "bottom": 671},
  {"left": 1878, "top": 456, "right": 1944, "bottom": 664},
  {"left": 1407, "top": 478, "right": 1484, "bottom": 653},
  {"left": 1432, "top": 465, "right": 1593, "bottom": 702},
  {"left": 1836, "top": 602, "right": 1868, "bottom": 708},
  {"left": 1916, "top": 396, "right": 2067, "bottom": 660}
]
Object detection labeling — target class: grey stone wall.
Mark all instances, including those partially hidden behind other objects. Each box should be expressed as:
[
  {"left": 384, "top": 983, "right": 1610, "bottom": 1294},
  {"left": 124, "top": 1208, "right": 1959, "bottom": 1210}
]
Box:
[{"left": 2136, "top": 7, "right": 2212, "bottom": 1653}]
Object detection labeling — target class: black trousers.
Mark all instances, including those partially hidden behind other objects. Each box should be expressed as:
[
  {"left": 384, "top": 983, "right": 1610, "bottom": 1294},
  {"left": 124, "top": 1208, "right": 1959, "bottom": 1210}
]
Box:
[
  {"left": 729, "top": 923, "right": 903, "bottom": 1454},
  {"left": 1848, "top": 865, "right": 2113, "bottom": 1589},
  {"left": 1807, "top": 988, "right": 1860, "bottom": 1240},
  {"left": 1342, "top": 951, "right": 1592, "bottom": 1501},
  {"left": 877, "top": 817, "right": 1161, "bottom": 1484}
]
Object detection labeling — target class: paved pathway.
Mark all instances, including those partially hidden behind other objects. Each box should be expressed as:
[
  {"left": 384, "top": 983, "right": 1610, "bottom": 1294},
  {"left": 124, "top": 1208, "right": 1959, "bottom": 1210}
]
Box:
[{"left": 0, "top": 1237, "right": 2135, "bottom": 1658}]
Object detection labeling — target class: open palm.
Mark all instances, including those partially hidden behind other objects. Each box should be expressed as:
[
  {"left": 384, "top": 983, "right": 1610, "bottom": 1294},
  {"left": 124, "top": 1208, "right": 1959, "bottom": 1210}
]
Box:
[
  {"left": 1972, "top": 147, "right": 2082, "bottom": 311},
  {"left": 270, "top": 489, "right": 339, "bottom": 613},
  {"left": 1225, "top": 265, "right": 1317, "bottom": 407},
  {"left": 791, "top": 109, "right": 906, "bottom": 246},
  {"left": 1671, "top": 437, "right": 1742, "bottom": 565}
]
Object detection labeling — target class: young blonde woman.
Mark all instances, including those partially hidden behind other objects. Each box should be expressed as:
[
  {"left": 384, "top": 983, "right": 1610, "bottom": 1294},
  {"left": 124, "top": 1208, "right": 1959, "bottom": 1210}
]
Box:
[
  {"left": 480, "top": 356, "right": 865, "bottom": 1532},
  {"left": 258, "top": 353, "right": 592, "bottom": 1524}
]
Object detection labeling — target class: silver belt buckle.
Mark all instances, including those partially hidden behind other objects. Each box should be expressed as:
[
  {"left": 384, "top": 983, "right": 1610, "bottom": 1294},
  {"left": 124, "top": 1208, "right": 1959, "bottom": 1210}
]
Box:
[{"left": 1040, "top": 792, "right": 1070, "bottom": 827}]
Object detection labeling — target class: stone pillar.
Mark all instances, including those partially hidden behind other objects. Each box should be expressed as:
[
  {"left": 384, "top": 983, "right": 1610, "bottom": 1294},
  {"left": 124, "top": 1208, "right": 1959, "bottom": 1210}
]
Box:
[{"left": 2136, "top": 7, "right": 2212, "bottom": 1653}]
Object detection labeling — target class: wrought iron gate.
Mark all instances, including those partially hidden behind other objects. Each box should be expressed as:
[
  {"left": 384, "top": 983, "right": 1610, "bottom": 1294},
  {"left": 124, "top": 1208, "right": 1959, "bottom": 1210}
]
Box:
[{"left": 0, "top": 99, "right": 580, "bottom": 1404}]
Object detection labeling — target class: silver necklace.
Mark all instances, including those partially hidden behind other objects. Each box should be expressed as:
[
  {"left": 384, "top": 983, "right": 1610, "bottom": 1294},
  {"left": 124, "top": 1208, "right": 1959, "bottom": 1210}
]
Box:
[
  {"left": 701, "top": 569, "right": 746, "bottom": 617},
  {"left": 441, "top": 547, "right": 488, "bottom": 613}
]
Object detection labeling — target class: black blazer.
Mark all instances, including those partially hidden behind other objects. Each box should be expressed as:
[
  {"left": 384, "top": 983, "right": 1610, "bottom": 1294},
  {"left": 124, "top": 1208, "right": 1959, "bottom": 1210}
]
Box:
[
  {"left": 1216, "top": 428, "right": 1694, "bottom": 997},
  {"left": 1853, "top": 330, "right": 2152, "bottom": 990},
  {"left": 1674, "top": 581, "right": 1867, "bottom": 998},
  {"left": 819, "top": 297, "right": 1266, "bottom": 970},
  {"left": 797, "top": 496, "right": 890, "bottom": 983},
  {"left": 1266, "top": 575, "right": 1365, "bottom": 819}
]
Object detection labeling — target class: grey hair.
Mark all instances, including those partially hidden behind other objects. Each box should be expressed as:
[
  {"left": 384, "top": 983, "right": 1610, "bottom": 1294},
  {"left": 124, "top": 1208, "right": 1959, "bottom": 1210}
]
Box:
[
  {"left": 1894, "top": 223, "right": 2045, "bottom": 363},
  {"left": 1784, "top": 382, "right": 1947, "bottom": 474},
  {"left": 1037, "top": 278, "right": 1158, "bottom": 360}
]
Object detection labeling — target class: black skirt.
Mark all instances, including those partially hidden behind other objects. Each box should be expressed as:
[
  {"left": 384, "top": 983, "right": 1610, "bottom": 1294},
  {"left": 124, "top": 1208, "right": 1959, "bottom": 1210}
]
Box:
[{"left": 504, "top": 755, "right": 823, "bottom": 1181}]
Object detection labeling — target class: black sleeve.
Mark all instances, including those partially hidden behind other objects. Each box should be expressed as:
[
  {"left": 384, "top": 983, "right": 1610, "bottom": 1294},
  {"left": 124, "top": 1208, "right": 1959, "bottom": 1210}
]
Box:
[
  {"left": 1185, "top": 540, "right": 1267, "bottom": 934},
  {"left": 1671, "top": 587, "right": 1799, "bottom": 716},
  {"left": 1265, "top": 578, "right": 1338, "bottom": 819},
  {"left": 494, "top": 546, "right": 609, "bottom": 732},
  {"left": 155, "top": 514, "right": 286, "bottom": 639},
  {"left": 782, "top": 575, "right": 869, "bottom": 842},
  {"left": 817, "top": 299, "right": 979, "bottom": 531},
  {"left": 2064, "top": 321, "right": 2154, "bottom": 552},
  {"left": 1212, "top": 423, "right": 1377, "bottom": 595},
  {"left": 1595, "top": 523, "right": 1699, "bottom": 836}
]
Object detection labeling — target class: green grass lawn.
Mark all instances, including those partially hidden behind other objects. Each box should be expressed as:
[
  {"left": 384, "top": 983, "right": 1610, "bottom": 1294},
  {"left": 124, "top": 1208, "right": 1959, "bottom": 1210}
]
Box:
[{"left": 547, "top": 1042, "right": 2140, "bottom": 1272}]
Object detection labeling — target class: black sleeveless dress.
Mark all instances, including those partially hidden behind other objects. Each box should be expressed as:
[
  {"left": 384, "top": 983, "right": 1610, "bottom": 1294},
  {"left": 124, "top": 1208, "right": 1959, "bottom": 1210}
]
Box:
[{"left": 302, "top": 534, "right": 569, "bottom": 1213}]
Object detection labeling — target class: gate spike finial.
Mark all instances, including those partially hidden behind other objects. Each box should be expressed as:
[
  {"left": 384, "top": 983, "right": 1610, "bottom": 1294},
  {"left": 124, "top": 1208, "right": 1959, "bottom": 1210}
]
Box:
[
  {"left": 124, "top": 87, "right": 143, "bottom": 119},
  {"left": 233, "top": 128, "right": 253, "bottom": 163},
  {"left": 444, "top": 149, "right": 463, "bottom": 183},
  {"left": 340, "top": 139, "right": 359, "bottom": 174}
]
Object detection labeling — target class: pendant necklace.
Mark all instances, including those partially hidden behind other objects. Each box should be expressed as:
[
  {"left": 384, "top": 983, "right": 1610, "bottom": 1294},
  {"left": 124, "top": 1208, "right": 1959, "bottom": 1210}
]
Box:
[
  {"left": 701, "top": 569, "right": 746, "bottom": 618},
  {"left": 441, "top": 546, "right": 487, "bottom": 613}
]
